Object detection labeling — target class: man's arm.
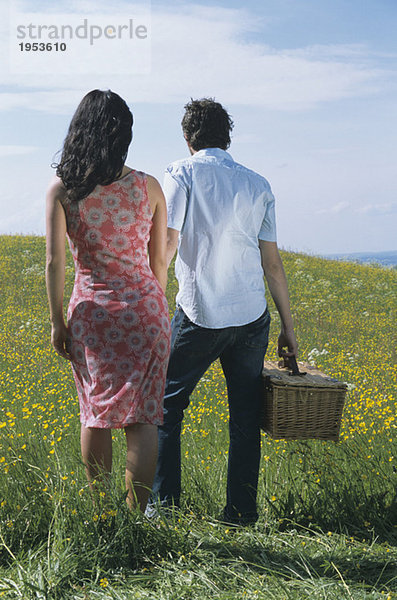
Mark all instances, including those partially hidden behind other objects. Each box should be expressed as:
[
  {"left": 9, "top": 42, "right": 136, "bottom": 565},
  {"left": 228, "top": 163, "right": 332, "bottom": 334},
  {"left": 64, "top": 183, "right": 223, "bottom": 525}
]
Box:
[
  {"left": 166, "top": 227, "right": 179, "bottom": 269},
  {"left": 163, "top": 169, "right": 187, "bottom": 269},
  {"left": 259, "top": 240, "right": 298, "bottom": 358}
]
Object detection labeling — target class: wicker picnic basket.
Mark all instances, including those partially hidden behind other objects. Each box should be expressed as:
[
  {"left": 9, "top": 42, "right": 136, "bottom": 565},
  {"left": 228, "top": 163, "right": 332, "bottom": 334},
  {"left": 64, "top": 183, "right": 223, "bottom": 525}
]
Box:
[{"left": 261, "top": 357, "right": 346, "bottom": 441}]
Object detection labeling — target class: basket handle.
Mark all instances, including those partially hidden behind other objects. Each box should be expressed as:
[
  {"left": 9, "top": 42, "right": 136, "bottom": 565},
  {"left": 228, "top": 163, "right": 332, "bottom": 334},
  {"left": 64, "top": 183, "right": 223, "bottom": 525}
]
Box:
[{"left": 280, "top": 355, "right": 306, "bottom": 377}]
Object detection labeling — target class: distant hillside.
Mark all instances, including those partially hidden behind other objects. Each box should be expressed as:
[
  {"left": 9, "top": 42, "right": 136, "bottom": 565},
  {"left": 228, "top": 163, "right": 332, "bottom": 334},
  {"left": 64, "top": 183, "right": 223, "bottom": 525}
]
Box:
[{"left": 322, "top": 250, "right": 397, "bottom": 267}]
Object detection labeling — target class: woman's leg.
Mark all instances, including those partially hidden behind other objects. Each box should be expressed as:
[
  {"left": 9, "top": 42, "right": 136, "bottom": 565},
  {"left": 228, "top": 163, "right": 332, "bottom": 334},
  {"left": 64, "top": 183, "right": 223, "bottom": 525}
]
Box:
[
  {"left": 80, "top": 424, "right": 112, "bottom": 485},
  {"left": 124, "top": 423, "right": 158, "bottom": 512}
]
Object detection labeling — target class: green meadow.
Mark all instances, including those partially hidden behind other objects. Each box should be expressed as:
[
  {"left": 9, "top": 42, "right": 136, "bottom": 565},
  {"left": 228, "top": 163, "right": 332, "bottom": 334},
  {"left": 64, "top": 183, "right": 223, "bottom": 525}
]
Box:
[{"left": 0, "top": 235, "right": 396, "bottom": 599}]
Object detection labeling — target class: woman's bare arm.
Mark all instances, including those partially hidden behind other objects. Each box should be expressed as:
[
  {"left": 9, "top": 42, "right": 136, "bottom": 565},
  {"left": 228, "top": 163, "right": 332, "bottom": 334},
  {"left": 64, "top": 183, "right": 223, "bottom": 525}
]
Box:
[{"left": 45, "top": 177, "right": 70, "bottom": 359}]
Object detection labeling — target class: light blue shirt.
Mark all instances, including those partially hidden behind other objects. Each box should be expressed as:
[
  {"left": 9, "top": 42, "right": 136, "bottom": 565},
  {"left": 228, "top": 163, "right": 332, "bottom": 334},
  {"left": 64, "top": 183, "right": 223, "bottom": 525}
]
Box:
[{"left": 164, "top": 148, "right": 277, "bottom": 328}]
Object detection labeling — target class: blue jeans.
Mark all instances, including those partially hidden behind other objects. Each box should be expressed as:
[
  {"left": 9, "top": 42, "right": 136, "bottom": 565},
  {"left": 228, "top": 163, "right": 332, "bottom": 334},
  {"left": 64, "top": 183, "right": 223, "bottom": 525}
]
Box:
[{"left": 151, "top": 306, "right": 270, "bottom": 525}]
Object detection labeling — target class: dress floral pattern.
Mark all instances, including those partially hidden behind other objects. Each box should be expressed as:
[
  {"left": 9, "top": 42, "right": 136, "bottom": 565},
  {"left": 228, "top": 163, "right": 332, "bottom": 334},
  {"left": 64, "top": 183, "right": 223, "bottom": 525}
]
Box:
[{"left": 64, "top": 170, "right": 171, "bottom": 428}]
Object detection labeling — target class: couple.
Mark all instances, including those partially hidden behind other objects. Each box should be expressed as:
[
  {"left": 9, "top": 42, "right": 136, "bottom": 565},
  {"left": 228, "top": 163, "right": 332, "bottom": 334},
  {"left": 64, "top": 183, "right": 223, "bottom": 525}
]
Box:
[{"left": 46, "top": 90, "right": 297, "bottom": 525}]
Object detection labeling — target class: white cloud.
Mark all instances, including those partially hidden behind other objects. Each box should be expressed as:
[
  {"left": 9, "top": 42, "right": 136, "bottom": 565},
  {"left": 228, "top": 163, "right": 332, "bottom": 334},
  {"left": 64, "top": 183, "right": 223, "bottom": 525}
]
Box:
[
  {"left": 0, "top": 145, "right": 39, "bottom": 156},
  {"left": 0, "top": 90, "right": 89, "bottom": 114},
  {"left": 290, "top": 43, "right": 397, "bottom": 61},
  {"left": 0, "top": 2, "right": 388, "bottom": 114},
  {"left": 316, "top": 202, "right": 351, "bottom": 215},
  {"left": 12, "top": 0, "right": 150, "bottom": 14},
  {"left": 356, "top": 201, "right": 397, "bottom": 216}
]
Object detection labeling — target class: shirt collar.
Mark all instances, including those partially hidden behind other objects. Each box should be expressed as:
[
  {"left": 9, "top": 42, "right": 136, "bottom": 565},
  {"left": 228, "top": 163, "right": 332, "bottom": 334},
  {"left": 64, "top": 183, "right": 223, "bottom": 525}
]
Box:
[{"left": 193, "top": 147, "right": 233, "bottom": 161}]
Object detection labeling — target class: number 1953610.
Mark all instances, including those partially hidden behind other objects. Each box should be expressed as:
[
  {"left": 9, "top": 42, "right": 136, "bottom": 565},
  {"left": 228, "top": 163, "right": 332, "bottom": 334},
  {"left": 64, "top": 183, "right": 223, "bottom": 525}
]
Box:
[{"left": 19, "top": 42, "right": 67, "bottom": 51}]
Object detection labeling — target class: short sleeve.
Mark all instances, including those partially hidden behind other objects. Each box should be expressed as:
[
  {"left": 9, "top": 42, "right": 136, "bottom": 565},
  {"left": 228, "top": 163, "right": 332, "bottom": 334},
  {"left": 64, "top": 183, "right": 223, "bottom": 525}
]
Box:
[
  {"left": 258, "top": 192, "right": 277, "bottom": 242},
  {"left": 163, "top": 169, "right": 188, "bottom": 232}
]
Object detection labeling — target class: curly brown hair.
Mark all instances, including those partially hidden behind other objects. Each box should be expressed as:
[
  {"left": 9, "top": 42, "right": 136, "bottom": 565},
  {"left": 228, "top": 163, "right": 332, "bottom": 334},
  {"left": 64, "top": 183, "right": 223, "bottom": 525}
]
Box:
[
  {"left": 181, "top": 98, "right": 234, "bottom": 151},
  {"left": 55, "top": 89, "right": 133, "bottom": 203}
]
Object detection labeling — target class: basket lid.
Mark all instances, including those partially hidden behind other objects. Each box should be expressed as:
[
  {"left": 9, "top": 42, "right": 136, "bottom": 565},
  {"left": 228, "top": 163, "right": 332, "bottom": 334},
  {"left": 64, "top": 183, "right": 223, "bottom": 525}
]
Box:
[{"left": 262, "top": 360, "right": 347, "bottom": 389}]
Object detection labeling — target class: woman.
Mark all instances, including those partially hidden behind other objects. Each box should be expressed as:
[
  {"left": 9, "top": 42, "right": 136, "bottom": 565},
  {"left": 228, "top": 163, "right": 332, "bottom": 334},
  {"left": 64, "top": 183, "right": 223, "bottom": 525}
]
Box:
[{"left": 45, "top": 89, "right": 171, "bottom": 512}]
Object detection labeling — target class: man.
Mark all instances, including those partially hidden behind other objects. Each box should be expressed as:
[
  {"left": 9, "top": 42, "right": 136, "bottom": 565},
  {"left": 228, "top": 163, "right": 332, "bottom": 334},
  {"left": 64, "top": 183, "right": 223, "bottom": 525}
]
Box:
[{"left": 150, "top": 98, "right": 298, "bottom": 525}]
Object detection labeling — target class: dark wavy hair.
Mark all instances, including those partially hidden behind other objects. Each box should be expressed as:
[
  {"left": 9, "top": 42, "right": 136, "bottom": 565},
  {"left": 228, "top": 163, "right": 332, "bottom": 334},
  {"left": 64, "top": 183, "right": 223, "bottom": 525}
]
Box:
[
  {"left": 181, "top": 98, "right": 234, "bottom": 151},
  {"left": 55, "top": 89, "right": 133, "bottom": 202}
]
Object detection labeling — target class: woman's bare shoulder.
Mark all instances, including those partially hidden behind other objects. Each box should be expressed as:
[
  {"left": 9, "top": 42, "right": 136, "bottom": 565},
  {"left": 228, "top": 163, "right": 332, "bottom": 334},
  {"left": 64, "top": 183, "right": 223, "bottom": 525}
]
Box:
[
  {"left": 145, "top": 174, "right": 165, "bottom": 214},
  {"left": 46, "top": 175, "right": 67, "bottom": 201},
  {"left": 146, "top": 174, "right": 163, "bottom": 194}
]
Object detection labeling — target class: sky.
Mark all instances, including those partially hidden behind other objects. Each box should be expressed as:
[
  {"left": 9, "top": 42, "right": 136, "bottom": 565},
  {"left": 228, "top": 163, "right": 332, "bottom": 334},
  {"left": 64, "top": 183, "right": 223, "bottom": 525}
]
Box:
[{"left": 0, "top": 0, "right": 396, "bottom": 254}]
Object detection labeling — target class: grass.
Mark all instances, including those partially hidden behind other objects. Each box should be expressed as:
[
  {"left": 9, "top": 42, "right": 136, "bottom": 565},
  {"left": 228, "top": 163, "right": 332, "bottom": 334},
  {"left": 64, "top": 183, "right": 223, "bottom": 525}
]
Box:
[{"left": 0, "top": 234, "right": 396, "bottom": 599}]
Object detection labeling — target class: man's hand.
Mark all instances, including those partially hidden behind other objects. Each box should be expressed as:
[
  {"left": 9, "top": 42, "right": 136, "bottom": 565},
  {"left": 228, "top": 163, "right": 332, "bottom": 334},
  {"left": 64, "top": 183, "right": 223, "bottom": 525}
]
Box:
[{"left": 278, "top": 327, "right": 298, "bottom": 358}]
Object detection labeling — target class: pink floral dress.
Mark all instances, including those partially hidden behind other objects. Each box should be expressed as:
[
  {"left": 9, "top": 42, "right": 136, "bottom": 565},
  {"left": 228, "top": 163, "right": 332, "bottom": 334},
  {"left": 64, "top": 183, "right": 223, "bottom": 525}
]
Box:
[{"left": 64, "top": 170, "right": 171, "bottom": 428}]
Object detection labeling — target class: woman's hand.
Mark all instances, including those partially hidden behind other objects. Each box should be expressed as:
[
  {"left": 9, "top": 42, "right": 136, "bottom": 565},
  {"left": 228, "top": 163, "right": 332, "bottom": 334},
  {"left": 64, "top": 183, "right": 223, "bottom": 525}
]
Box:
[{"left": 51, "top": 321, "right": 71, "bottom": 360}]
